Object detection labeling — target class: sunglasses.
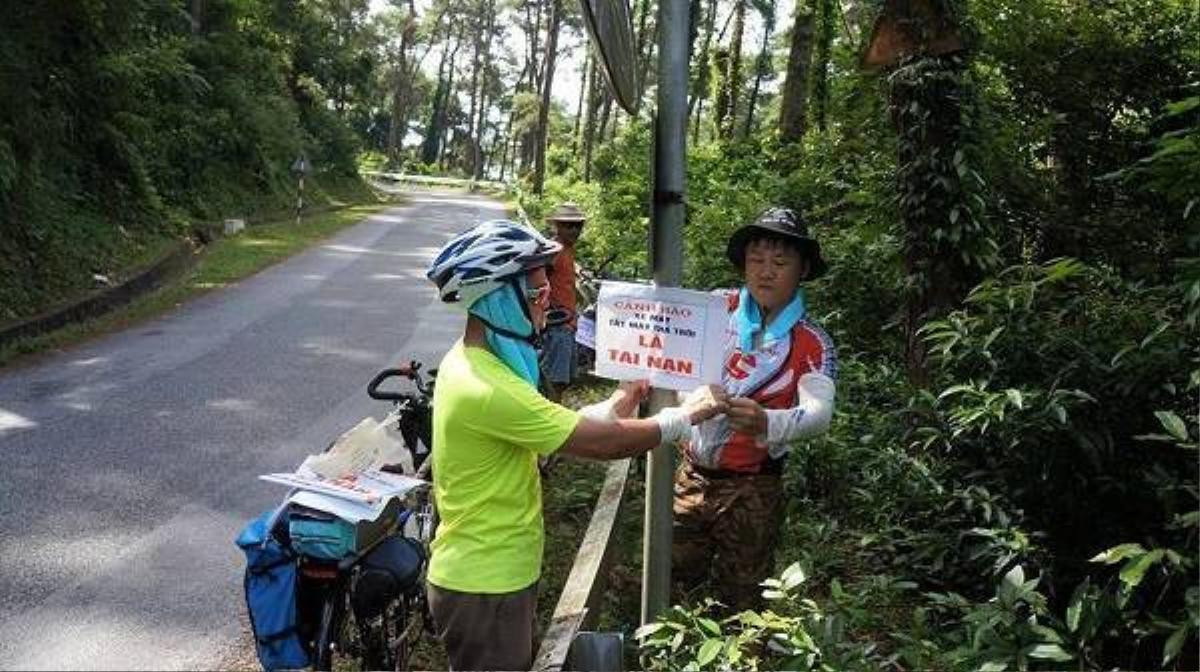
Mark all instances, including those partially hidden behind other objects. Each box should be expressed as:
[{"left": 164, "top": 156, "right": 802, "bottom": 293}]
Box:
[{"left": 525, "top": 283, "right": 552, "bottom": 307}]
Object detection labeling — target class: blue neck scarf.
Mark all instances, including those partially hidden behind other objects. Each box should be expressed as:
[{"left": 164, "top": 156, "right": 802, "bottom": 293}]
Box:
[
  {"left": 734, "top": 286, "right": 806, "bottom": 353},
  {"left": 469, "top": 276, "right": 540, "bottom": 386}
]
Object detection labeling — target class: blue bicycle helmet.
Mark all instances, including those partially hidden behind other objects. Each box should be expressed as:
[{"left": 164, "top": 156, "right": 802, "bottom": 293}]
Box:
[{"left": 427, "top": 220, "right": 561, "bottom": 306}]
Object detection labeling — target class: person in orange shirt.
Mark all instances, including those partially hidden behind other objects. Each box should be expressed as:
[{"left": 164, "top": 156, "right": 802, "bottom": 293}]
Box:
[{"left": 541, "top": 203, "right": 586, "bottom": 401}]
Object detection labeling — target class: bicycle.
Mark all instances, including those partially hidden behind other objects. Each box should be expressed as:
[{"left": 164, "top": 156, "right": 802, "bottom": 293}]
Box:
[{"left": 293, "top": 361, "right": 438, "bottom": 672}]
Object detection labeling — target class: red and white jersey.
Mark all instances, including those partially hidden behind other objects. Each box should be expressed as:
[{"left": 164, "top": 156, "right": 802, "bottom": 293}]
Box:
[{"left": 685, "top": 291, "right": 837, "bottom": 473}]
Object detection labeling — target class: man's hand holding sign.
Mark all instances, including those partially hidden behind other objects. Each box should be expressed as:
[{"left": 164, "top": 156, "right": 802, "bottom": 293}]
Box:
[{"left": 593, "top": 280, "right": 729, "bottom": 392}]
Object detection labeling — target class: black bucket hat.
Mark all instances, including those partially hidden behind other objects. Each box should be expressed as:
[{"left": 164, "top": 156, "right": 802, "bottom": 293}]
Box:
[{"left": 726, "top": 207, "right": 827, "bottom": 281}]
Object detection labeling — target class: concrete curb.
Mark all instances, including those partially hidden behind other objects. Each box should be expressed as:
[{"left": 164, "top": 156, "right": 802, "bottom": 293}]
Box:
[
  {"left": 0, "top": 194, "right": 391, "bottom": 351},
  {"left": 0, "top": 240, "right": 198, "bottom": 349}
]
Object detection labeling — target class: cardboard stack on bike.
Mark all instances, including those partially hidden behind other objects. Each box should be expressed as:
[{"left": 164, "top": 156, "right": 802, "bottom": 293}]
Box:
[{"left": 260, "top": 416, "right": 427, "bottom": 557}]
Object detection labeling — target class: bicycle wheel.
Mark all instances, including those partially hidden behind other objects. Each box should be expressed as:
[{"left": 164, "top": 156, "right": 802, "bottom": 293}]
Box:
[
  {"left": 390, "top": 604, "right": 411, "bottom": 672},
  {"left": 313, "top": 590, "right": 348, "bottom": 671},
  {"left": 395, "top": 591, "right": 435, "bottom": 672},
  {"left": 358, "top": 613, "right": 394, "bottom": 671}
]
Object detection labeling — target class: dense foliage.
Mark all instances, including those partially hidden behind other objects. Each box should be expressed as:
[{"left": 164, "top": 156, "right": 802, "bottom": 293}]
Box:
[
  {"left": 0, "top": 0, "right": 378, "bottom": 321},
  {"left": 518, "top": 0, "right": 1197, "bottom": 669}
]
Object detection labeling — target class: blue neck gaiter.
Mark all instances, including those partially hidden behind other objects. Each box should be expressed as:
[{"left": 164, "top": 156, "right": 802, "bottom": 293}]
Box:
[
  {"left": 734, "top": 286, "right": 806, "bottom": 353},
  {"left": 469, "top": 276, "right": 540, "bottom": 386}
]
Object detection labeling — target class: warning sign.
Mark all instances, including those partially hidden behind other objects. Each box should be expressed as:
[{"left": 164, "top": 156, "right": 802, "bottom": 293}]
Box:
[{"left": 593, "top": 281, "right": 727, "bottom": 390}]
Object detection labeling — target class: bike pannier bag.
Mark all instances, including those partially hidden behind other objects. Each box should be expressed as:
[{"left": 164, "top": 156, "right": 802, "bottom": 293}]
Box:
[
  {"left": 351, "top": 536, "right": 426, "bottom": 618},
  {"left": 287, "top": 505, "right": 357, "bottom": 560},
  {"left": 237, "top": 507, "right": 310, "bottom": 671}
]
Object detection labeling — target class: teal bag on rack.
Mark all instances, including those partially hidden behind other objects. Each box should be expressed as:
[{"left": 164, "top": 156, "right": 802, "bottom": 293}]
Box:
[{"left": 288, "top": 505, "right": 357, "bottom": 559}]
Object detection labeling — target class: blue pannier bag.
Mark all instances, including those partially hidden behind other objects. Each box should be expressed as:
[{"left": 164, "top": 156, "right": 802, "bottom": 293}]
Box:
[{"left": 237, "top": 506, "right": 310, "bottom": 671}]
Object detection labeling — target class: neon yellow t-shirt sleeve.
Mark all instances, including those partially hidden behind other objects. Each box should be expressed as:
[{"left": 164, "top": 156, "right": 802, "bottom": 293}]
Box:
[{"left": 481, "top": 376, "right": 580, "bottom": 456}]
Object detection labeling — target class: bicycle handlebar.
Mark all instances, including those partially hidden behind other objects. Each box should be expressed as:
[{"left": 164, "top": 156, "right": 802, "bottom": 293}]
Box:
[
  {"left": 366, "top": 368, "right": 410, "bottom": 401},
  {"left": 367, "top": 361, "right": 432, "bottom": 400}
]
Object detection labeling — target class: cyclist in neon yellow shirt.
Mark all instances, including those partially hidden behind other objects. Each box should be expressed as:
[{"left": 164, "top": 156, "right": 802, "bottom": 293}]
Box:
[{"left": 425, "top": 220, "right": 725, "bottom": 670}]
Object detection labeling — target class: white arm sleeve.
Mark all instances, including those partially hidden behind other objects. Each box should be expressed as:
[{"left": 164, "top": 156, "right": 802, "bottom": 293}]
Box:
[
  {"left": 652, "top": 406, "right": 691, "bottom": 444},
  {"left": 764, "top": 372, "right": 836, "bottom": 444}
]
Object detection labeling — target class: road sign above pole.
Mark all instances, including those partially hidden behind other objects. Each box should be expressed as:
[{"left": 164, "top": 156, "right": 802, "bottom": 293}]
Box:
[
  {"left": 578, "top": 0, "right": 641, "bottom": 114},
  {"left": 291, "top": 155, "right": 312, "bottom": 176}
]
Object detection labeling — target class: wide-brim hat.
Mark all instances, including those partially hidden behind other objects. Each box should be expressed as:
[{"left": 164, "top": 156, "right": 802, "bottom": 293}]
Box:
[
  {"left": 546, "top": 202, "right": 587, "bottom": 224},
  {"left": 726, "top": 207, "right": 827, "bottom": 281}
]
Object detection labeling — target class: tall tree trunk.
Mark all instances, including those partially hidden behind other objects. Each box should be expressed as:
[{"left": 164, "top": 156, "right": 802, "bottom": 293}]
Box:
[
  {"left": 742, "top": 10, "right": 773, "bottom": 138},
  {"left": 422, "top": 26, "right": 463, "bottom": 166},
  {"left": 466, "top": 6, "right": 483, "bottom": 167},
  {"left": 779, "top": 2, "right": 815, "bottom": 144},
  {"left": 688, "top": 0, "right": 718, "bottom": 126},
  {"left": 812, "top": 0, "right": 834, "bottom": 131},
  {"left": 582, "top": 60, "right": 603, "bottom": 182},
  {"left": 387, "top": 68, "right": 406, "bottom": 162},
  {"left": 442, "top": 29, "right": 463, "bottom": 169},
  {"left": 515, "top": 0, "right": 544, "bottom": 177},
  {"left": 498, "top": 109, "right": 515, "bottom": 181},
  {"left": 890, "top": 55, "right": 975, "bottom": 385},
  {"left": 527, "top": 0, "right": 544, "bottom": 91},
  {"left": 572, "top": 51, "right": 591, "bottom": 154},
  {"left": 472, "top": 0, "right": 497, "bottom": 179},
  {"left": 597, "top": 95, "right": 614, "bottom": 145},
  {"left": 482, "top": 126, "right": 496, "bottom": 176},
  {"left": 439, "top": 126, "right": 452, "bottom": 169},
  {"left": 720, "top": 0, "right": 746, "bottom": 140},
  {"left": 387, "top": 0, "right": 419, "bottom": 164},
  {"left": 712, "top": 47, "right": 732, "bottom": 136},
  {"left": 507, "top": 130, "right": 521, "bottom": 180},
  {"left": 532, "top": 0, "right": 562, "bottom": 194},
  {"left": 421, "top": 37, "right": 454, "bottom": 165},
  {"left": 634, "top": 0, "right": 654, "bottom": 87},
  {"left": 190, "top": 0, "right": 204, "bottom": 33}
]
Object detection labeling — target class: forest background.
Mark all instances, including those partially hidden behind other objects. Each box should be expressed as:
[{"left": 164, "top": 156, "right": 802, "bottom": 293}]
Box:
[{"left": 1, "top": 0, "right": 1197, "bottom": 669}]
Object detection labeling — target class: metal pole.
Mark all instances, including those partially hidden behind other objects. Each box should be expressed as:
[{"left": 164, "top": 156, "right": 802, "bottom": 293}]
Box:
[
  {"left": 296, "top": 174, "right": 304, "bottom": 226},
  {"left": 642, "top": 0, "right": 689, "bottom": 625}
]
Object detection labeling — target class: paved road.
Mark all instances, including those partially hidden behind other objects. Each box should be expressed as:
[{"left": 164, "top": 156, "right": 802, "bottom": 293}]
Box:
[{"left": 0, "top": 192, "right": 504, "bottom": 669}]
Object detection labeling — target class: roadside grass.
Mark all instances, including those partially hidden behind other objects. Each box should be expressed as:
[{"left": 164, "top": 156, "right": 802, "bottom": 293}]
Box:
[
  {"left": 188, "top": 201, "right": 395, "bottom": 289},
  {"left": 357, "top": 151, "right": 388, "bottom": 173},
  {"left": 0, "top": 199, "right": 400, "bottom": 368}
]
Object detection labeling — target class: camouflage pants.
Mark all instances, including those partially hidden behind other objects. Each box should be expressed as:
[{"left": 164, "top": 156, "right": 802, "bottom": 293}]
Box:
[{"left": 671, "top": 465, "right": 784, "bottom": 611}]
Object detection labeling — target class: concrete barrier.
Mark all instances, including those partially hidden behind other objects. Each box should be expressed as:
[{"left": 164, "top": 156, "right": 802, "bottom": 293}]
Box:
[
  {"left": 0, "top": 241, "right": 197, "bottom": 349},
  {"left": 223, "top": 218, "right": 246, "bottom": 235},
  {"left": 363, "top": 172, "right": 507, "bottom": 192}
]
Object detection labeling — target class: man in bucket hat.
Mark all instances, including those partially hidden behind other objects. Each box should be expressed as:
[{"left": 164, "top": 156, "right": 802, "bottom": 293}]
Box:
[
  {"left": 541, "top": 202, "right": 588, "bottom": 401},
  {"left": 673, "top": 206, "right": 837, "bottom": 610}
]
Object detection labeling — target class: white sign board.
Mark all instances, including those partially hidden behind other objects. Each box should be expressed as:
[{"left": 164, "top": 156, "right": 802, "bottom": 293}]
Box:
[
  {"left": 575, "top": 313, "right": 596, "bottom": 349},
  {"left": 593, "top": 281, "right": 727, "bottom": 390}
]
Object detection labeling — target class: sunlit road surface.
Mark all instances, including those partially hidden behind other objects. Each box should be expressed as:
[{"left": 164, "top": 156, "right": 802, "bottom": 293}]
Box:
[{"left": 0, "top": 192, "right": 501, "bottom": 669}]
